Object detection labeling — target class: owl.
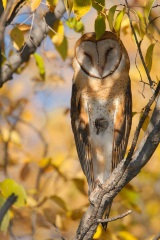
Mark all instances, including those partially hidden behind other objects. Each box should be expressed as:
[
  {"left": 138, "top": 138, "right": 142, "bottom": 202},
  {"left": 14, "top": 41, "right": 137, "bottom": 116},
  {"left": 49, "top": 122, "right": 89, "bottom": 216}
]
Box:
[{"left": 70, "top": 31, "right": 132, "bottom": 227}]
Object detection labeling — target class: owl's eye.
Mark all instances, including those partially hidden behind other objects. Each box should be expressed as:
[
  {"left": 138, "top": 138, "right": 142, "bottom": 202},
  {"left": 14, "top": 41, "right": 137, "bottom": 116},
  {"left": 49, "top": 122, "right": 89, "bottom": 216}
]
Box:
[
  {"left": 105, "top": 47, "right": 113, "bottom": 59},
  {"left": 84, "top": 52, "right": 93, "bottom": 63}
]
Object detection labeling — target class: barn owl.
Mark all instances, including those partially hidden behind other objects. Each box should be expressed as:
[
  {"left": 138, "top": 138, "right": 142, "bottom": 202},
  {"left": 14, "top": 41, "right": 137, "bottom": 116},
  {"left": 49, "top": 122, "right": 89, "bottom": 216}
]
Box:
[{"left": 70, "top": 31, "right": 132, "bottom": 227}]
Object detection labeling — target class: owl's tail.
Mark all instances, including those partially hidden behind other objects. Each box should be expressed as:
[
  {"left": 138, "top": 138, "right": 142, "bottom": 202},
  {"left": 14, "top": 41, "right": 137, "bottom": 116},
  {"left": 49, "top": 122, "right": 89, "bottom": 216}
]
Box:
[{"left": 101, "top": 201, "right": 113, "bottom": 230}]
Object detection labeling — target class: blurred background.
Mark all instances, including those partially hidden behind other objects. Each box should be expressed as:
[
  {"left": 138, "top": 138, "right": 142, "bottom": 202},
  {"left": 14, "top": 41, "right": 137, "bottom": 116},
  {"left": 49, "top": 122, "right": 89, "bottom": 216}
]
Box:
[{"left": 0, "top": 0, "right": 160, "bottom": 239}]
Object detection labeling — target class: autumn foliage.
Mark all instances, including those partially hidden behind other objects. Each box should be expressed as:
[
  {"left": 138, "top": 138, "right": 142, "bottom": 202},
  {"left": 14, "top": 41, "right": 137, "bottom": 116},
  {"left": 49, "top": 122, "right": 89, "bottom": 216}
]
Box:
[{"left": 0, "top": 0, "right": 160, "bottom": 239}]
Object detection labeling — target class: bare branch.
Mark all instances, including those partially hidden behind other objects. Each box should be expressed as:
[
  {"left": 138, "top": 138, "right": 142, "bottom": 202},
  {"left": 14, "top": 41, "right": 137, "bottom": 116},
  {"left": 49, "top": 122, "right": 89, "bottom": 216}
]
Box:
[
  {"left": 124, "top": 0, "right": 154, "bottom": 87},
  {"left": 153, "top": 233, "right": 160, "bottom": 240},
  {"left": 0, "top": 0, "right": 16, "bottom": 46},
  {"left": 6, "top": 0, "right": 28, "bottom": 26},
  {"left": 126, "top": 81, "right": 160, "bottom": 163},
  {"left": 0, "top": 1, "right": 4, "bottom": 18},
  {"left": 1, "top": 0, "right": 66, "bottom": 86},
  {"left": 0, "top": 0, "right": 17, "bottom": 83},
  {"left": 0, "top": 194, "right": 17, "bottom": 223},
  {"left": 98, "top": 210, "right": 132, "bottom": 223}
]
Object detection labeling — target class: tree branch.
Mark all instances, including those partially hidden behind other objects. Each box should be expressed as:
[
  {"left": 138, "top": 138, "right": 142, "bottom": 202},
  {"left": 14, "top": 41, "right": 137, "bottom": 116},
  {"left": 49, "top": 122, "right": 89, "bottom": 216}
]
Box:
[
  {"left": 0, "top": 0, "right": 17, "bottom": 84},
  {"left": 74, "top": 88, "right": 160, "bottom": 239},
  {"left": 153, "top": 233, "right": 160, "bottom": 240},
  {"left": 6, "top": 0, "right": 28, "bottom": 26},
  {"left": 0, "top": 194, "right": 17, "bottom": 223},
  {"left": 98, "top": 210, "right": 132, "bottom": 223},
  {"left": 124, "top": 0, "right": 154, "bottom": 87},
  {"left": 0, "top": 0, "right": 66, "bottom": 87}
]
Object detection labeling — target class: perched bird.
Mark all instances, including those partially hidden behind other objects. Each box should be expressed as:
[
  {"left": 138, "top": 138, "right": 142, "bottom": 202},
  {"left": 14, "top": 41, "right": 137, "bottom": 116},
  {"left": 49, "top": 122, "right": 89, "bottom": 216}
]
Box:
[{"left": 70, "top": 31, "right": 132, "bottom": 228}]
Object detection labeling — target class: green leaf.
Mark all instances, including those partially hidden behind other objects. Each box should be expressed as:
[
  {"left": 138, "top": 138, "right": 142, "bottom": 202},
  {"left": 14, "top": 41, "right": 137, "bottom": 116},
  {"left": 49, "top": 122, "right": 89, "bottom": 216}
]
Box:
[
  {"left": 95, "top": 15, "right": 106, "bottom": 40},
  {"left": 74, "top": 20, "right": 84, "bottom": 32},
  {"left": 0, "top": 179, "right": 27, "bottom": 208},
  {"left": 33, "top": 53, "right": 45, "bottom": 80},
  {"left": 144, "top": 0, "right": 156, "bottom": 23},
  {"left": 51, "top": 195, "right": 68, "bottom": 211},
  {"left": 145, "top": 43, "right": 155, "bottom": 72},
  {"left": 10, "top": 26, "right": 24, "bottom": 50},
  {"left": 73, "top": 0, "right": 92, "bottom": 20},
  {"left": 107, "top": 5, "right": 117, "bottom": 31},
  {"left": 55, "top": 37, "right": 68, "bottom": 60},
  {"left": 114, "top": 7, "right": 125, "bottom": 36},
  {"left": 136, "top": 11, "right": 146, "bottom": 39},
  {"left": 63, "top": 0, "right": 73, "bottom": 16},
  {"left": 66, "top": 17, "right": 77, "bottom": 29},
  {"left": 66, "top": 18, "right": 84, "bottom": 32},
  {"left": 0, "top": 196, "right": 10, "bottom": 232},
  {"left": 92, "top": 0, "right": 105, "bottom": 12},
  {"left": 2, "top": 0, "right": 7, "bottom": 9}
]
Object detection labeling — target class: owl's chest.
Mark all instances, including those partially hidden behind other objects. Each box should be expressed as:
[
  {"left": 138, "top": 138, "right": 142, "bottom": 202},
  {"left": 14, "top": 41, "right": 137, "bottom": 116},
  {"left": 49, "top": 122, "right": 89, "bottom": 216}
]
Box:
[{"left": 81, "top": 89, "right": 121, "bottom": 137}]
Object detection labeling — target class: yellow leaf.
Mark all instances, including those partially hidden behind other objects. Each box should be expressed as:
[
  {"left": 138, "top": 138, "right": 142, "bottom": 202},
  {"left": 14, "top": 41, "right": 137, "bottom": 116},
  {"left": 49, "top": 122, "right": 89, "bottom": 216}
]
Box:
[
  {"left": 156, "top": 76, "right": 160, "bottom": 84},
  {"left": 27, "top": 196, "right": 37, "bottom": 207},
  {"left": 18, "top": 24, "right": 31, "bottom": 31},
  {"left": 93, "top": 225, "right": 102, "bottom": 239},
  {"left": 51, "top": 195, "right": 68, "bottom": 211},
  {"left": 0, "top": 179, "right": 27, "bottom": 207},
  {"left": 63, "top": 0, "right": 73, "bottom": 16},
  {"left": 1, "top": 128, "right": 21, "bottom": 145},
  {"left": 10, "top": 26, "right": 24, "bottom": 50},
  {"left": 73, "top": 0, "right": 92, "bottom": 20},
  {"left": 55, "top": 214, "right": 63, "bottom": 229},
  {"left": 39, "top": 157, "right": 51, "bottom": 168},
  {"left": 140, "top": 112, "right": 150, "bottom": 131},
  {"left": 49, "top": 20, "right": 64, "bottom": 46},
  {"left": 31, "top": 0, "right": 41, "bottom": 11},
  {"left": 118, "top": 231, "right": 138, "bottom": 240},
  {"left": 2, "top": 0, "right": 7, "bottom": 9},
  {"left": 46, "top": 0, "right": 58, "bottom": 12},
  {"left": 51, "top": 152, "right": 65, "bottom": 167}
]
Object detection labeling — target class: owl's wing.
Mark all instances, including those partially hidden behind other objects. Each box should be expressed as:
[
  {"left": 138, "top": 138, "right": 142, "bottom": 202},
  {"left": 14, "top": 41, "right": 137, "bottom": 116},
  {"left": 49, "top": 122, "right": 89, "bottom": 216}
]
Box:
[
  {"left": 70, "top": 83, "right": 94, "bottom": 192},
  {"left": 112, "top": 80, "right": 132, "bottom": 169}
]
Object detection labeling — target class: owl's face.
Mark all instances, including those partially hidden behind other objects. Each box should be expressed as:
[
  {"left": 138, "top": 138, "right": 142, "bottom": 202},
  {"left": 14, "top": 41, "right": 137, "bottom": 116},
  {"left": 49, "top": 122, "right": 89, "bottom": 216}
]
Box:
[{"left": 74, "top": 32, "right": 126, "bottom": 79}]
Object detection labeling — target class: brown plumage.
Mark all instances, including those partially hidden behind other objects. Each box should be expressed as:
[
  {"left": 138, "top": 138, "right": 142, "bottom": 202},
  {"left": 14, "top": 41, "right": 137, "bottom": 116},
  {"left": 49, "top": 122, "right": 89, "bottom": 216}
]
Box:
[{"left": 70, "top": 31, "right": 132, "bottom": 229}]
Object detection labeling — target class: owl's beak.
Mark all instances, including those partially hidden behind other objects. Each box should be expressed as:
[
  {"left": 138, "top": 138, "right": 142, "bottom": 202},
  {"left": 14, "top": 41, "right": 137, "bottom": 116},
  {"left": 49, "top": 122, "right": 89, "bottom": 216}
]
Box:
[{"left": 97, "top": 65, "right": 103, "bottom": 78}]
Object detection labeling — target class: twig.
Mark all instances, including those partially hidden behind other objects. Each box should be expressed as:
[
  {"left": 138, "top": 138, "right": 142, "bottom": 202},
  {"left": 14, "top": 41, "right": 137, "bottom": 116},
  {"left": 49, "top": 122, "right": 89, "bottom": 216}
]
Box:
[
  {"left": 124, "top": 0, "right": 153, "bottom": 87},
  {"left": 12, "top": 116, "right": 48, "bottom": 157},
  {"left": 0, "top": 0, "right": 17, "bottom": 83},
  {"left": 126, "top": 81, "right": 160, "bottom": 164},
  {"left": 0, "top": 194, "right": 17, "bottom": 223},
  {"left": 97, "top": 210, "right": 132, "bottom": 223},
  {"left": 1, "top": 0, "right": 66, "bottom": 86},
  {"left": 6, "top": 0, "right": 28, "bottom": 26},
  {"left": 153, "top": 233, "right": 160, "bottom": 240},
  {"left": 0, "top": 0, "right": 15, "bottom": 45}
]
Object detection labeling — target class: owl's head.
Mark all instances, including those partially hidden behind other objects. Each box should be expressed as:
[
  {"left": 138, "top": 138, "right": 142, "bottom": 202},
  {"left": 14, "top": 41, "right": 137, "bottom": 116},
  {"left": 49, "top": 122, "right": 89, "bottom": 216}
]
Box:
[{"left": 74, "top": 31, "right": 129, "bottom": 79}]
